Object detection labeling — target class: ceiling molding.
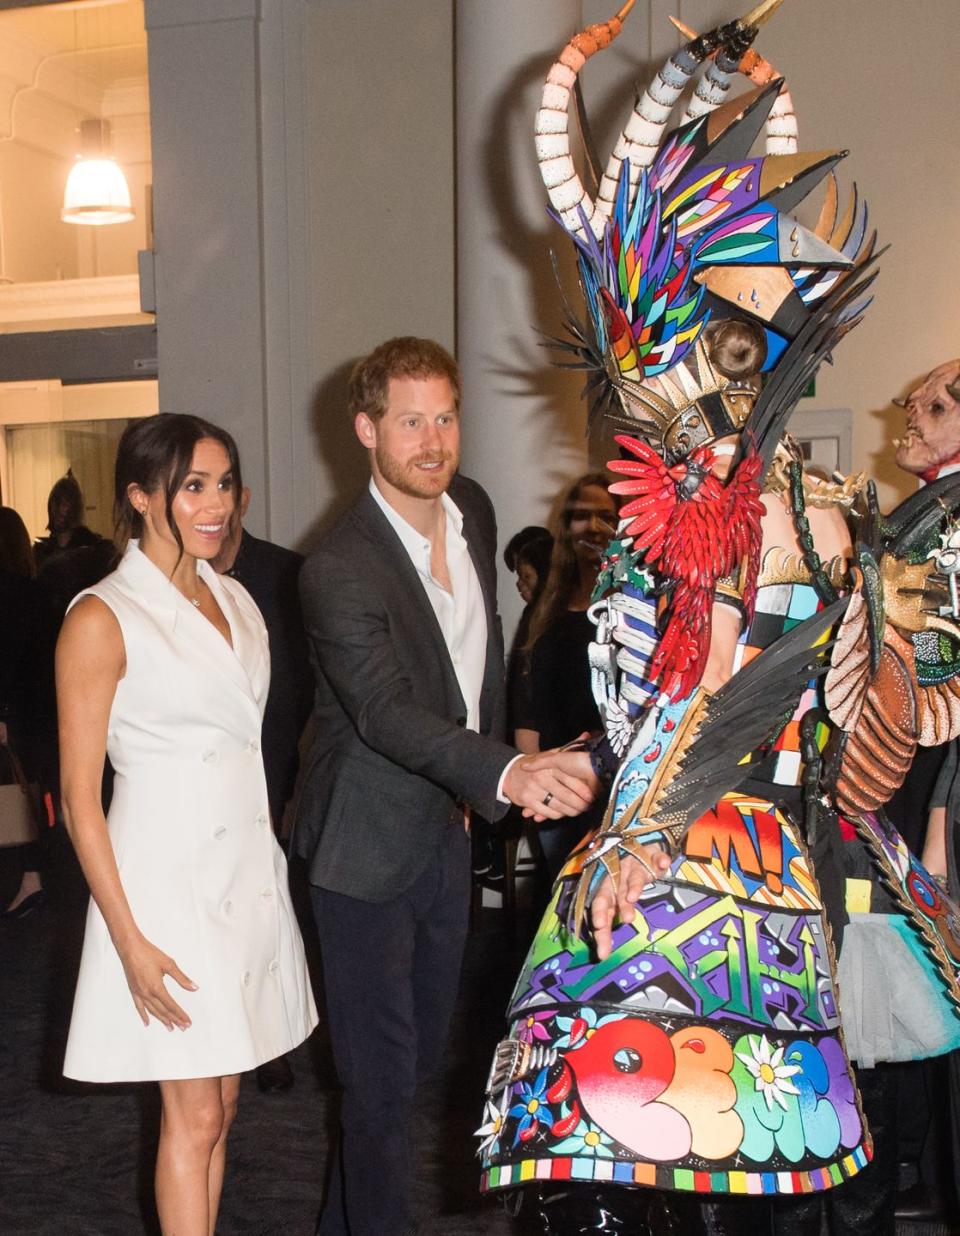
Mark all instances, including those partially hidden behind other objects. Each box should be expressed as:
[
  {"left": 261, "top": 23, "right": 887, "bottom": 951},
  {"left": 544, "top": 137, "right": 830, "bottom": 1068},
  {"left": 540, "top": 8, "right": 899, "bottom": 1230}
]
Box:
[{"left": 0, "top": 274, "right": 151, "bottom": 332}]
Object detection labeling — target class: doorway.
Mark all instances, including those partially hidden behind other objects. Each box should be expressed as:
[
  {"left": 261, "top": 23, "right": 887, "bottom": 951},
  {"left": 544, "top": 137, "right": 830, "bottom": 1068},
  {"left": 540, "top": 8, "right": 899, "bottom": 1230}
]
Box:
[{"left": 0, "top": 377, "right": 157, "bottom": 542}]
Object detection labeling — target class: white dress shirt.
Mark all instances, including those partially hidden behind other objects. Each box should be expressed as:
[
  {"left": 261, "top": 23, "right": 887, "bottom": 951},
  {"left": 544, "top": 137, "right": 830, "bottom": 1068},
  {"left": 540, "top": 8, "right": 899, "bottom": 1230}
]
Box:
[{"left": 369, "top": 478, "right": 488, "bottom": 732}]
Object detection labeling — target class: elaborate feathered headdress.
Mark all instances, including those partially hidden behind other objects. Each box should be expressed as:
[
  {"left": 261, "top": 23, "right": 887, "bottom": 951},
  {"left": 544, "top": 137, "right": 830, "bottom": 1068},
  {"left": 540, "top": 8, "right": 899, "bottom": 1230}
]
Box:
[{"left": 537, "top": 0, "right": 880, "bottom": 466}]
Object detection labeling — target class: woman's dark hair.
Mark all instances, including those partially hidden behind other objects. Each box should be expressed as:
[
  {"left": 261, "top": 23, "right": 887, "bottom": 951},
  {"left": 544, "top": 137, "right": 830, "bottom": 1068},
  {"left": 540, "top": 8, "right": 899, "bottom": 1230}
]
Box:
[
  {"left": 515, "top": 533, "right": 554, "bottom": 597},
  {"left": 0, "top": 505, "right": 36, "bottom": 578},
  {"left": 46, "top": 470, "right": 84, "bottom": 532},
  {"left": 503, "top": 524, "right": 551, "bottom": 572},
  {"left": 114, "top": 413, "right": 242, "bottom": 559}
]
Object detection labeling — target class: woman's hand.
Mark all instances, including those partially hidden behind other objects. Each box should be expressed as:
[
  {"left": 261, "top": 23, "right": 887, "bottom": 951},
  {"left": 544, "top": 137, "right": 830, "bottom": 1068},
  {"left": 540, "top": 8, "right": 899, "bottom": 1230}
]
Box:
[
  {"left": 118, "top": 933, "right": 198, "bottom": 1031},
  {"left": 591, "top": 847, "right": 672, "bottom": 960}
]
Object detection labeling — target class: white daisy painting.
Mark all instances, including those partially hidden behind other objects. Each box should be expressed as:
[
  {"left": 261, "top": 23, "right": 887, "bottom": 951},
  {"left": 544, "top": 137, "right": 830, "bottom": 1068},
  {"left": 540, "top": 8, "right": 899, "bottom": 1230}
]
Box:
[{"left": 736, "top": 1034, "right": 802, "bottom": 1112}]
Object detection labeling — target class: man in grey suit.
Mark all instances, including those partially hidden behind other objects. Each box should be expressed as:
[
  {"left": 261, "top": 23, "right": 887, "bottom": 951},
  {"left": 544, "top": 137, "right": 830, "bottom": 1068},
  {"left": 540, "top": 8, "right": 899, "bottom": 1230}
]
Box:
[{"left": 295, "top": 337, "right": 597, "bottom": 1236}]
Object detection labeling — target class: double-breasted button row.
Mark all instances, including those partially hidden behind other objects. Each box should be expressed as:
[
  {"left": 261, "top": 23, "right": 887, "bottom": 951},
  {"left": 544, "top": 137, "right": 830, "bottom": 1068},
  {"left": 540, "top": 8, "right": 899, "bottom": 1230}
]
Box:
[
  {"left": 240, "top": 960, "right": 280, "bottom": 985},
  {"left": 214, "top": 811, "right": 270, "bottom": 841},
  {"left": 201, "top": 741, "right": 260, "bottom": 765}
]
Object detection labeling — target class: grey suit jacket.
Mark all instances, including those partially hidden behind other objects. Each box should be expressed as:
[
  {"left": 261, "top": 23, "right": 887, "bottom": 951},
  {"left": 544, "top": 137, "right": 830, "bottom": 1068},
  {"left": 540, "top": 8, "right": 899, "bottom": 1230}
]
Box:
[{"left": 293, "top": 473, "right": 515, "bottom": 902}]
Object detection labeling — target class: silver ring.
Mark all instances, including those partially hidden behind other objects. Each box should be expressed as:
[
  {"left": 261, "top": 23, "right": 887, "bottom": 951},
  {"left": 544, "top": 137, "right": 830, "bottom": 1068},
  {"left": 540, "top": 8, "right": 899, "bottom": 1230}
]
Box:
[{"left": 542, "top": 791, "right": 554, "bottom": 807}]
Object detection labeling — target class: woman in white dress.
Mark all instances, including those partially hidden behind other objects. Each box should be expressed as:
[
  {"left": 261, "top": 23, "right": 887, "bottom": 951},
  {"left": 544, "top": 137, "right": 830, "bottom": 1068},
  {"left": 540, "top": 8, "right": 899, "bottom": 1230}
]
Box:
[{"left": 58, "top": 413, "right": 317, "bottom": 1235}]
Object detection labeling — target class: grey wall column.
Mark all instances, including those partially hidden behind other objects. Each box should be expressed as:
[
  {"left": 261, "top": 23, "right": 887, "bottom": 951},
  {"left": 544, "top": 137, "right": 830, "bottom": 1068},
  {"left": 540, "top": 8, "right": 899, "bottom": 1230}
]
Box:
[
  {"left": 144, "top": 0, "right": 270, "bottom": 536},
  {"left": 455, "top": 0, "right": 590, "bottom": 636}
]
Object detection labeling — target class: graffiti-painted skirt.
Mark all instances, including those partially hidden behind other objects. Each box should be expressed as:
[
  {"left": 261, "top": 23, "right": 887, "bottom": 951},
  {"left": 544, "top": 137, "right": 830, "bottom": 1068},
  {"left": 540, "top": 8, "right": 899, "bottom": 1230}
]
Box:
[{"left": 479, "top": 792, "right": 872, "bottom": 1197}]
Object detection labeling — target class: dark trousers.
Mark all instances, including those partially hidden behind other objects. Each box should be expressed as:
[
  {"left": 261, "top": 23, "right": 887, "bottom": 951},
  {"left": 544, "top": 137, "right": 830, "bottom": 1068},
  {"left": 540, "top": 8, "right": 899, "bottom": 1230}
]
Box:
[{"left": 311, "top": 823, "right": 471, "bottom": 1236}]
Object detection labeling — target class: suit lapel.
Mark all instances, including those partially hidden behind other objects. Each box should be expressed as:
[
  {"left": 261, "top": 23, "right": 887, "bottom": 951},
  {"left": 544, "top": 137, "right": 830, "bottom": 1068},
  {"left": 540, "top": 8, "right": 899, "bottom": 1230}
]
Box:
[
  {"left": 354, "top": 492, "right": 464, "bottom": 694},
  {"left": 352, "top": 484, "right": 502, "bottom": 725},
  {"left": 459, "top": 503, "right": 498, "bottom": 663}
]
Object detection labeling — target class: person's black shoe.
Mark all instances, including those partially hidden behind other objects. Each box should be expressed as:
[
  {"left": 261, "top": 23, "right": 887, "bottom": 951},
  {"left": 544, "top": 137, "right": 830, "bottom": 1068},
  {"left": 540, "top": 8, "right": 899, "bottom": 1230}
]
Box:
[
  {"left": 895, "top": 1180, "right": 946, "bottom": 1223},
  {"left": 256, "top": 1054, "right": 294, "bottom": 1093}
]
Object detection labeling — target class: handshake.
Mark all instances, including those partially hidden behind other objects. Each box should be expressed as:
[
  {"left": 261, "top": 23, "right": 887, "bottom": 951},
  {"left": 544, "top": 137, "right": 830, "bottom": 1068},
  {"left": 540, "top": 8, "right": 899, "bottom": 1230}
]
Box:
[{"left": 501, "top": 738, "right": 600, "bottom": 823}]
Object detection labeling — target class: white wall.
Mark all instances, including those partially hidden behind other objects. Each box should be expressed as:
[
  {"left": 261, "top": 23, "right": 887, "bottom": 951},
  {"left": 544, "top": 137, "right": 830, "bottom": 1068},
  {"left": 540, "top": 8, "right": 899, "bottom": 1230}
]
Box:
[
  {"left": 294, "top": 0, "right": 456, "bottom": 548},
  {"left": 0, "top": 140, "right": 77, "bottom": 281}
]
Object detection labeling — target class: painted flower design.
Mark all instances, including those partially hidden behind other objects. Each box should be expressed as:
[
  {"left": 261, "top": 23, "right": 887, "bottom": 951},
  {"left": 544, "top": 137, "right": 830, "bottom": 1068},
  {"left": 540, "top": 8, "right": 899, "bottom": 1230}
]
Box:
[
  {"left": 509, "top": 1066, "right": 555, "bottom": 1145},
  {"left": 736, "top": 1034, "right": 801, "bottom": 1111},
  {"left": 551, "top": 1117, "right": 615, "bottom": 1159},
  {"left": 553, "top": 1007, "right": 618, "bottom": 1050},
  {"left": 515, "top": 1011, "right": 553, "bottom": 1044},
  {"left": 475, "top": 1090, "right": 509, "bottom": 1160}
]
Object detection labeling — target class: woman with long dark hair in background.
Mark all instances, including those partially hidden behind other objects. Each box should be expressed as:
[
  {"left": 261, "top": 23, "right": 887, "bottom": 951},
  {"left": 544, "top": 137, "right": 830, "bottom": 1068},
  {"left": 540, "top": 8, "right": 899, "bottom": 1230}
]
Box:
[{"left": 519, "top": 474, "right": 618, "bottom": 877}]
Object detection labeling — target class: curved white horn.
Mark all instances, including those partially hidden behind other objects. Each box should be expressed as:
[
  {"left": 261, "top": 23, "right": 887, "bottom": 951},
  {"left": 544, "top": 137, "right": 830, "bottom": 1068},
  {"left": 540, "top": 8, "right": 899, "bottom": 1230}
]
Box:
[
  {"left": 595, "top": 38, "right": 712, "bottom": 221},
  {"left": 535, "top": 3, "right": 635, "bottom": 242}
]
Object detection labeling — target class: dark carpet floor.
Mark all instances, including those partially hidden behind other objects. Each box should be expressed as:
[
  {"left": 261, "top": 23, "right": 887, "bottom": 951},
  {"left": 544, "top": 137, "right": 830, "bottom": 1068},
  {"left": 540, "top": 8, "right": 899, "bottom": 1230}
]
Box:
[
  {"left": 1, "top": 833, "right": 957, "bottom": 1235},
  {"left": 0, "top": 832, "right": 537, "bottom": 1236}
]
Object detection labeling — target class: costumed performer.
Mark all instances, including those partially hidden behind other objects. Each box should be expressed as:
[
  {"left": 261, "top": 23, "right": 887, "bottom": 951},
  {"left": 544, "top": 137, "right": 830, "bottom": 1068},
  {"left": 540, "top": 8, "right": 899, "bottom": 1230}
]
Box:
[{"left": 476, "top": 6, "right": 960, "bottom": 1234}]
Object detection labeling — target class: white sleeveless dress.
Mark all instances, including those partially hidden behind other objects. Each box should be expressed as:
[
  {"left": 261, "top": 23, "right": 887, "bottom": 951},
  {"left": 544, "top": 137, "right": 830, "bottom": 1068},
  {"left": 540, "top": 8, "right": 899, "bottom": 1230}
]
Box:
[{"left": 63, "top": 542, "right": 318, "bottom": 1082}]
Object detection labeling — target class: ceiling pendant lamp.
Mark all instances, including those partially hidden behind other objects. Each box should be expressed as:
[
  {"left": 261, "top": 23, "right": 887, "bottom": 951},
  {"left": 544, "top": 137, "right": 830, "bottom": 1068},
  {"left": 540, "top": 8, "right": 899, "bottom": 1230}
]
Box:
[{"left": 62, "top": 118, "right": 135, "bottom": 226}]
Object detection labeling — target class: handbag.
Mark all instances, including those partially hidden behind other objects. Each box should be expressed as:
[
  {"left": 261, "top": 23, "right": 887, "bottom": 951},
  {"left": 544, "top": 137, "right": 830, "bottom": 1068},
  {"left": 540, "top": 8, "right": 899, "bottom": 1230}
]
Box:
[{"left": 0, "top": 737, "right": 41, "bottom": 847}]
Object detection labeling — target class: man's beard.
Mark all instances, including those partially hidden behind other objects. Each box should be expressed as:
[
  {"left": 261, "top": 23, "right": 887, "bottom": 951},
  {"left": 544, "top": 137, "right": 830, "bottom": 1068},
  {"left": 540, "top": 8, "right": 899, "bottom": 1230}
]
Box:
[{"left": 375, "top": 448, "right": 457, "bottom": 499}]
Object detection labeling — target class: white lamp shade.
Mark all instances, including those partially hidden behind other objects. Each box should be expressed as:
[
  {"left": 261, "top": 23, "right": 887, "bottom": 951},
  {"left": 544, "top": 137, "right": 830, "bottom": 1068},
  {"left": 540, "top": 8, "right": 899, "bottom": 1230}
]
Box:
[{"left": 62, "top": 156, "right": 135, "bottom": 226}]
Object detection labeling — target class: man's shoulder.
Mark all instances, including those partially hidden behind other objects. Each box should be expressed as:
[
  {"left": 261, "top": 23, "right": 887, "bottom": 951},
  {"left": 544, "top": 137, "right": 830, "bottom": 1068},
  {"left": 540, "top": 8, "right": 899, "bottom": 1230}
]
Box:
[
  {"left": 241, "top": 529, "right": 304, "bottom": 571},
  {"left": 301, "top": 491, "right": 381, "bottom": 581},
  {"left": 449, "top": 471, "right": 492, "bottom": 511}
]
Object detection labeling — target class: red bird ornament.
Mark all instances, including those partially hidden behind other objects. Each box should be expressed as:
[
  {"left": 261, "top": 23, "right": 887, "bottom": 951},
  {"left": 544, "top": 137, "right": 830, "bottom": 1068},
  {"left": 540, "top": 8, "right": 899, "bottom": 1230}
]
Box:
[{"left": 608, "top": 434, "right": 764, "bottom": 701}]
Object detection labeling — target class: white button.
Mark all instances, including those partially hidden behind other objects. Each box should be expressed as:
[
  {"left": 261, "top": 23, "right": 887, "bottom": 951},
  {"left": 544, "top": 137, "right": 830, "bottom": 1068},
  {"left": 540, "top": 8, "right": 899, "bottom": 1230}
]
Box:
[
  {"left": 268, "top": 959, "right": 279, "bottom": 975},
  {"left": 213, "top": 825, "right": 227, "bottom": 840},
  {"left": 260, "top": 888, "right": 273, "bottom": 902},
  {"left": 248, "top": 740, "right": 260, "bottom": 753},
  {"left": 241, "top": 970, "right": 251, "bottom": 986},
  {"left": 222, "top": 899, "right": 232, "bottom": 917},
  {"left": 255, "top": 813, "right": 268, "bottom": 828},
  {"left": 202, "top": 749, "right": 218, "bottom": 765}
]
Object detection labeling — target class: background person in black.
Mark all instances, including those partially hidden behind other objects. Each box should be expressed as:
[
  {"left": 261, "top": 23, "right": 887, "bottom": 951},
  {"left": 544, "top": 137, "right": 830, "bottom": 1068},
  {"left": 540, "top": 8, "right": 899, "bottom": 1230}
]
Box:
[
  {"left": 472, "top": 526, "right": 554, "bottom": 886},
  {"left": 33, "top": 470, "right": 110, "bottom": 571},
  {"left": 211, "top": 486, "right": 313, "bottom": 1094},
  {"left": 518, "top": 474, "right": 618, "bottom": 879},
  {"left": 0, "top": 507, "right": 48, "bottom": 917},
  {"left": 503, "top": 524, "right": 554, "bottom": 739},
  {"left": 34, "top": 472, "right": 115, "bottom": 631},
  {"left": 211, "top": 486, "right": 313, "bottom": 831}
]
